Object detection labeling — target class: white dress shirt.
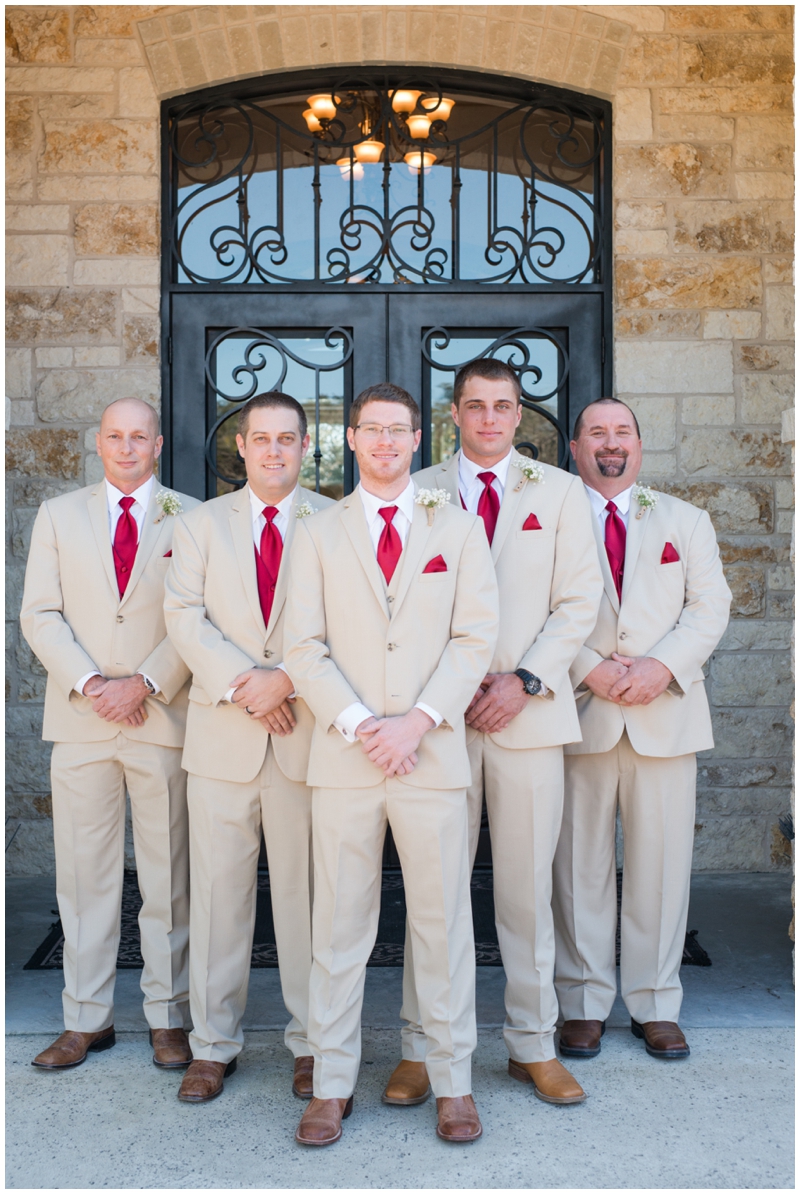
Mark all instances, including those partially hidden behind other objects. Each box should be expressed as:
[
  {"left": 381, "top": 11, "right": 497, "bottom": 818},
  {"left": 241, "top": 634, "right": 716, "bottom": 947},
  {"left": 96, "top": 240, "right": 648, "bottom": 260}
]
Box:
[
  {"left": 333, "top": 480, "right": 442, "bottom": 743},
  {"left": 75, "top": 475, "right": 160, "bottom": 696},
  {"left": 584, "top": 483, "right": 634, "bottom": 533},
  {"left": 457, "top": 447, "right": 513, "bottom": 514}
]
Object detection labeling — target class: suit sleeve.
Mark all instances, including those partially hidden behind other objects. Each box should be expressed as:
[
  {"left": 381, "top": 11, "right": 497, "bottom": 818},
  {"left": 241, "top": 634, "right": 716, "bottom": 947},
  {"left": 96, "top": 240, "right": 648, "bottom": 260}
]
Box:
[
  {"left": 415, "top": 517, "right": 499, "bottom": 726},
  {"left": 20, "top": 502, "right": 101, "bottom": 700},
  {"left": 283, "top": 520, "right": 364, "bottom": 730},
  {"left": 518, "top": 478, "right": 604, "bottom": 695},
  {"left": 163, "top": 513, "right": 258, "bottom": 706},
  {"left": 647, "top": 509, "right": 732, "bottom": 693}
]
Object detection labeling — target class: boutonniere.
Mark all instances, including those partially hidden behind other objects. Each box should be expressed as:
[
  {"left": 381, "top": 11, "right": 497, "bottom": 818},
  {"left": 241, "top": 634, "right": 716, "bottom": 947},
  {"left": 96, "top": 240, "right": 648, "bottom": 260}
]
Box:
[
  {"left": 632, "top": 484, "right": 658, "bottom": 520},
  {"left": 512, "top": 455, "right": 545, "bottom": 491},
  {"left": 154, "top": 491, "right": 182, "bottom": 523},
  {"left": 415, "top": 488, "right": 450, "bottom": 526},
  {"left": 295, "top": 501, "right": 315, "bottom": 519}
]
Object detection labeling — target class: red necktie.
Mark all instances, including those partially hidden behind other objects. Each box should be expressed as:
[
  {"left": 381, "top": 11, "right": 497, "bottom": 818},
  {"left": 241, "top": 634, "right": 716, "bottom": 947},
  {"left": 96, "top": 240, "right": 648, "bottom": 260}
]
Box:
[
  {"left": 476, "top": 472, "right": 500, "bottom": 545},
  {"left": 254, "top": 506, "right": 283, "bottom": 627},
  {"left": 605, "top": 500, "right": 627, "bottom": 601},
  {"left": 113, "top": 496, "right": 138, "bottom": 598},
  {"left": 377, "top": 506, "right": 402, "bottom": 584}
]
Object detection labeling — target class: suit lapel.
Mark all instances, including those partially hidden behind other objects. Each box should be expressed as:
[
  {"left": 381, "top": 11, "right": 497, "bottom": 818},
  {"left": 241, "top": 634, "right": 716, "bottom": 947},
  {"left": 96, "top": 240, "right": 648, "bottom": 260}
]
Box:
[
  {"left": 490, "top": 455, "right": 527, "bottom": 561},
  {"left": 591, "top": 512, "right": 620, "bottom": 614},
  {"left": 87, "top": 484, "right": 119, "bottom": 598},
  {"left": 621, "top": 501, "right": 650, "bottom": 604},
  {"left": 119, "top": 485, "right": 167, "bottom": 609},
  {"left": 340, "top": 495, "right": 391, "bottom": 620},
  {"left": 391, "top": 500, "right": 433, "bottom": 620},
  {"left": 265, "top": 486, "right": 321, "bottom": 639},
  {"left": 435, "top": 454, "right": 461, "bottom": 506},
  {"left": 232, "top": 487, "right": 266, "bottom": 632}
]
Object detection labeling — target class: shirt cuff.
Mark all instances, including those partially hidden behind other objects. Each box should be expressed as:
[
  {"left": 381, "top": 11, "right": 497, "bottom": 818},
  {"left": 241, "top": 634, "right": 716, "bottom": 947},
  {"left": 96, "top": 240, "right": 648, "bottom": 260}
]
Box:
[
  {"left": 414, "top": 702, "right": 442, "bottom": 728},
  {"left": 75, "top": 671, "right": 101, "bottom": 696},
  {"left": 537, "top": 683, "right": 549, "bottom": 698},
  {"left": 274, "top": 662, "right": 297, "bottom": 700},
  {"left": 334, "top": 702, "right": 375, "bottom": 743},
  {"left": 223, "top": 686, "right": 237, "bottom": 704},
  {"left": 137, "top": 672, "right": 160, "bottom": 695}
]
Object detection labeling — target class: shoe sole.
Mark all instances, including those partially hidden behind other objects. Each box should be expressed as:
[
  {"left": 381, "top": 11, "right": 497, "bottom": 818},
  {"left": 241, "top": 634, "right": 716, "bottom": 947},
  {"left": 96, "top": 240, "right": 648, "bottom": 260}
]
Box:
[
  {"left": 631, "top": 1021, "right": 690, "bottom": 1060},
  {"left": 178, "top": 1057, "right": 237, "bottom": 1102},
  {"left": 508, "top": 1059, "right": 587, "bottom": 1104},
  {"left": 381, "top": 1087, "right": 432, "bottom": 1106},
  {"left": 150, "top": 1029, "right": 192, "bottom": 1069},
  {"left": 31, "top": 1031, "right": 116, "bottom": 1069},
  {"left": 558, "top": 1022, "right": 606, "bottom": 1059},
  {"left": 292, "top": 1084, "right": 314, "bottom": 1100},
  {"left": 295, "top": 1095, "right": 353, "bottom": 1145}
]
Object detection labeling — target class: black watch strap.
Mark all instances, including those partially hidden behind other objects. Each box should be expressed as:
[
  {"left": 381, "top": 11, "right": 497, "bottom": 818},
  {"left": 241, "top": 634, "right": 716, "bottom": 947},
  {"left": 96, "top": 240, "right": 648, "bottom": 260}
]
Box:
[{"left": 515, "top": 668, "right": 542, "bottom": 696}]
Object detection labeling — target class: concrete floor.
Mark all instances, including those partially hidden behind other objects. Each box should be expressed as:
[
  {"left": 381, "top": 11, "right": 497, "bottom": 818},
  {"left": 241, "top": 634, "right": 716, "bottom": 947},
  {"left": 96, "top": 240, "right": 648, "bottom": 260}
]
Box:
[{"left": 5, "top": 873, "right": 796, "bottom": 1189}]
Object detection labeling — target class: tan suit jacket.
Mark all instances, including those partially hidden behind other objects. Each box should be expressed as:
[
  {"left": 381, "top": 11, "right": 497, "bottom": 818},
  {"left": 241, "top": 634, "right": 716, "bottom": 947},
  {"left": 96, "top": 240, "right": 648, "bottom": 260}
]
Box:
[
  {"left": 283, "top": 490, "right": 499, "bottom": 790},
  {"left": 413, "top": 452, "right": 603, "bottom": 749},
  {"left": 21, "top": 481, "right": 200, "bottom": 747},
  {"left": 164, "top": 485, "right": 334, "bottom": 785},
  {"left": 566, "top": 490, "right": 731, "bottom": 758}
]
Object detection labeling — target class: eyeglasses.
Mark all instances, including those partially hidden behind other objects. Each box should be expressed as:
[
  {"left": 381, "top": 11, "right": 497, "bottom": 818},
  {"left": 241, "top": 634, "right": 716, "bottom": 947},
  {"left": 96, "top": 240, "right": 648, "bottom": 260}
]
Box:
[{"left": 355, "top": 423, "right": 415, "bottom": 440}]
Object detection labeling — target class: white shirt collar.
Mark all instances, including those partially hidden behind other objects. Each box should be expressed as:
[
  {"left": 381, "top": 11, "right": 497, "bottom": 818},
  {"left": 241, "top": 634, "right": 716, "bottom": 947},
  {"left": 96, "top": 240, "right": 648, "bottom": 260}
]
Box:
[
  {"left": 248, "top": 483, "right": 297, "bottom": 522},
  {"left": 458, "top": 447, "right": 513, "bottom": 489},
  {"left": 358, "top": 478, "right": 416, "bottom": 525},
  {"left": 105, "top": 474, "right": 154, "bottom": 512},
  {"left": 584, "top": 483, "right": 634, "bottom": 520}
]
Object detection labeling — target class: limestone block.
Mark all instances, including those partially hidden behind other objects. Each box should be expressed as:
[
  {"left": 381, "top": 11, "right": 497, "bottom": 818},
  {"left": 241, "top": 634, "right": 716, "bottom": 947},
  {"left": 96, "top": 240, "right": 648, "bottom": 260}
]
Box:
[
  {"left": 616, "top": 143, "right": 730, "bottom": 198},
  {"left": 38, "top": 93, "right": 116, "bottom": 121},
  {"left": 673, "top": 201, "right": 768, "bottom": 253},
  {"left": 39, "top": 176, "right": 159, "bottom": 202},
  {"left": 681, "top": 395, "right": 735, "bottom": 425},
  {"left": 697, "top": 788, "right": 789, "bottom": 818},
  {"left": 781, "top": 408, "right": 795, "bottom": 446},
  {"left": 5, "top": 819, "right": 56, "bottom": 877},
  {"left": 73, "top": 259, "right": 159, "bottom": 286},
  {"left": 6, "top": 349, "right": 32, "bottom": 399},
  {"left": 711, "top": 651, "right": 792, "bottom": 706},
  {"left": 6, "top": 429, "right": 82, "bottom": 479},
  {"left": 763, "top": 257, "right": 793, "bottom": 284},
  {"left": 5, "top": 236, "right": 70, "bottom": 287},
  {"left": 637, "top": 452, "right": 675, "bottom": 477},
  {"left": 74, "top": 347, "right": 121, "bottom": 367},
  {"left": 736, "top": 344, "right": 794, "bottom": 373},
  {"left": 718, "top": 620, "right": 792, "bottom": 651},
  {"left": 117, "top": 68, "right": 159, "bottom": 118},
  {"left": 710, "top": 707, "right": 793, "bottom": 758},
  {"left": 615, "top": 201, "right": 666, "bottom": 230},
  {"left": 143, "top": 41, "right": 182, "bottom": 94},
  {"left": 138, "top": 16, "right": 168, "bottom": 46},
  {"left": 122, "top": 287, "right": 159, "bottom": 314},
  {"left": 736, "top": 114, "right": 794, "bottom": 170},
  {"left": 726, "top": 567, "right": 765, "bottom": 617},
  {"left": 618, "top": 34, "right": 679, "bottom": 85},
  {"left": 681, "top": 430, "right": 790, "bottom": 476},
  {"left": 228, "top": 24, "right": 259, "bottom": 75},
  {"left": 37, "top": 370, "right": 159, "bottom": 424},
  {"left": 703, "top": 311, "right": 762, "bottom": 340},
  {"left": 682, "top": 33, "right": 793, "bottom": 86},
  {"left": 196, "top": 7, "right": 223, "bottom": 30},
  {"left": 614, "top": 88, "right": 653, "bottom": 140},
  {"left": 13, "top": 477, "right": 81, "bottom": 506},
  {"left": 6, "top": 288, "right": 117, "bottom": 345},
  {"left": 6, "top": 8, "right": 71, "bottom": 64},
  {"left": 699, "top": 759, "right": 792, "bottom": 790},
  {"left": 769, "top": 592, "right": 794, "bottom": 618},
  {"left": 39, "top": 120, "right": 156, "bottom": 175},
  {"left": 123, "top": 316, "right": 159, "bottom": 363},
  {"left": 74, "top": 204, "right": 158, "bottom": 256},
  {"left": 616, "top": 257, "right": 761, "bottom": 309},
  {"left": 590, "top": 42, "right": 625, "bottom": 93},
  {"left": 11, "top": 508, "right": 38, "bottom": 558},
  {"left": 765, "top": 287, "right": 794, "bottom": 340},
  {"left": 616, "top": 341, "right": 732, "bottom": 394},
  {"left": 10, "top": 401, "right": 35, "bottom": 427},
  {"left": 75, "top": 6, "right": 165, "bottom": 39},
  {"left": 718, "top": 538, "right": 787, "bottom": 566},
  {"left": 6, "top": 96, "right": 35, "bottom": 153},
  {"left": 585, "top": 6, "right": 664, "bottom": 32},
  {"left": 6, "top": 563, "right": 26, "bottom": 619},
  {"left": 735, "top": 172, "right": 794, "bottom": 200},
  {"left": 775, "top": 510, "right": 793, "bottom": 534},
  {"left": 6, "top": 67, "right": 117, "bottom": 93},
  {"left": 615, "top": 311, "right": 701, "bottom": 338},
  {"left": 615, "top": 230, "right": 668, "bottom": 254},
  {"left": 768, "top": 565, "right": 794, "bottom": 591},
  {"left": 6, "top": 205, "right": 70, "bottom": 232},
  {"left": 198, "top": 29, "right": 234, "bottom": 80},
  {"left": 740, "top": 375, "right": 794, "bottom": 424},
  {"left": 774, "top": 480, "right": 794, "bottom": 508},
  {"left": 624, "top": 396, "right": 676, "bottom": 449},
  {"left": 6, "top": 705, "right": 44, "bottom": 737},
  {"left": 658, "top": 85, "right": 792, "bottom": 114},
  {"left": 75, "top": 39, "right": 143, "bottom": 65},
  {"left": 668, "top": 8, "right": 792, "bottom": 31},
  {"left": 6, "top": 792, "right": 54, "bottom": 821},
  {"left": 692, "top": 817, "right": 767, "bottom": 872},
  {"left": 84, "top": 452, "right": 105, "bottom": 484},
  {"left": 657, "top": 114, "right": 734, "bottom": 141},
  {"left": 256, "top": 20, "right": 285, "bottom": 70}
]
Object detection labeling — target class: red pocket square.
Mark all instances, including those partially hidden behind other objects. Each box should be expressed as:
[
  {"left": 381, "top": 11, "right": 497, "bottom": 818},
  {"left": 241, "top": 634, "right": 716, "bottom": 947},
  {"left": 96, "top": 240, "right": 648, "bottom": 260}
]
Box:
[
  {"left": 522, "top": 513, "right": 542, "bottom": 530},
  {"left": 423, "top": 554, "right": 447, "bottom": 573},
  {"left": 661, "top": 542, "right": 680, "bottom": 564},
  {"left": 163, "top": 550, "right": 172, "bottom": 558}
]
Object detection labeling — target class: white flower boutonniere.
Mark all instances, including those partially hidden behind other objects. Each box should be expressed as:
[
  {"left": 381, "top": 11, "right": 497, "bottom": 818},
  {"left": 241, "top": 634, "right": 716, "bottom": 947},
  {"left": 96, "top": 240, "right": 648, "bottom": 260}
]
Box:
[
  {"left": 154, "top": 490, "right": 182, "bottom": 523},
  {"left": 415, "top": 488, "right": 450, "bottom": 526},
  {"left": 633, "top": 484, "right": 658, "bottom": 520},
  {"left": 295, "top": 501, "right": 315, "bottom": 519},
  {"left": 512, "top": 455, "right": 545, "bottom": 491}
]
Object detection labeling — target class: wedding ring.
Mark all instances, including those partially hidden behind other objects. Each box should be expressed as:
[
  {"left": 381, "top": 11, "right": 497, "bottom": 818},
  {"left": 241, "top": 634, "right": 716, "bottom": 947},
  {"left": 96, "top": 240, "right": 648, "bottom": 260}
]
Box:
[{"left": 246, "top": 706, "right": 254, "bottom": 715}]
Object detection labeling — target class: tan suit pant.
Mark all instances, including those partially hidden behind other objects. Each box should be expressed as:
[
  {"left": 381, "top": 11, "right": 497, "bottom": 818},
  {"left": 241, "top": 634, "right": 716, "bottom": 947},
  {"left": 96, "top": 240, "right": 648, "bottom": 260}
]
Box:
[
  {"left": 401, "top": 735, "right": 564, "bottom": 1064},
  {"left": 553, "top": 732, "right": 696, "bottom": 1024},
  {"left": 51, "top": 736, "right": 189, "bottom": 1033},
  {"left": 187, "top": 741, "right": 312, "bottom": 1062},
  {"left": 310, "top": 778, "right": 476, "bottom": 1099}
]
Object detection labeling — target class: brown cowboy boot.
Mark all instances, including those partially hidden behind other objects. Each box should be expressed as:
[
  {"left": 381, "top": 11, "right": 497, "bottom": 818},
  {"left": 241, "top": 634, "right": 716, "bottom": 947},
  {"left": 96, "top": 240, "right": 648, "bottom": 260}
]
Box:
[
  {"left": 295, "top": 1096, "right": 353, "bottom": 1146},
  {"left": 150, "top": 1028, "right": 192, "bottom": 1069},
  {"left": 436, "top": 1095, "right": 483, "bottom": 1142},
  {"left": 292, "top": 1055, "right": 314, "bottom": 1099},
  {"left": 32, "top": 1028, "right": 116, "bottom": 1070},
  {"left": 508, "top": 1057, "right": 587, "bottom": 1104},
  {"left": 382, "top": 1060, "right": 431, "bottom": 1105}
]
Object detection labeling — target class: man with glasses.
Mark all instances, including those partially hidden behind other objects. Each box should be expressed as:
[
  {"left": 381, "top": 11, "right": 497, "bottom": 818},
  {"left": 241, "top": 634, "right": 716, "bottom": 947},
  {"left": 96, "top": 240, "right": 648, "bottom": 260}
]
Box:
[{"left": 285, "top": 382, "right": 498, "bottom": 1145}]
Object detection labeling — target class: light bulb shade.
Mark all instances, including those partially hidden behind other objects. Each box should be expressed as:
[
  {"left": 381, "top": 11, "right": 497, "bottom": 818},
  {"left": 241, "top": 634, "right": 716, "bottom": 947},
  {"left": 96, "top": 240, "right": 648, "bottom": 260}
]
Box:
[
  {"left": 407, "top": 113, "right": 432, "bottom": 139},
  {"left": 302, "top": 109, "right": 322, "bottom": 133},
  {"left": 391, "top": 89, "right": 422, "bottom": 114},
  {"left": 307, "top": 93, "right": 339, "bottom": 121},
  {"left": 337, "top": 157, "right": 364, "bottom": 180},
  {"left": 404, "top": 150, "right": 436, "bottom": 174},
  {"left": 421, "top": 96, "right": 455, "bottom": 121},
  {"left": 353, "top": 139, "right": 385, "bottom": 163}
]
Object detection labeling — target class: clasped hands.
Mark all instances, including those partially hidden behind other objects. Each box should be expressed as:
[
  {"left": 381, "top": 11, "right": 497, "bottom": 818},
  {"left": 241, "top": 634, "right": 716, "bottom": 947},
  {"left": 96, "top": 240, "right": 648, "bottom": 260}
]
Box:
[
  {"left": 230, "top": 668, "right": 296, "bottom": 735},
  {"left": 583, "top": 654, "right": 673, "bottom": 706},
  {"left": 355, "top": 707, "right": 435, "bottom": 777},
  {"left": 84, "top": 674, "right": 150, "bottom": 726}
]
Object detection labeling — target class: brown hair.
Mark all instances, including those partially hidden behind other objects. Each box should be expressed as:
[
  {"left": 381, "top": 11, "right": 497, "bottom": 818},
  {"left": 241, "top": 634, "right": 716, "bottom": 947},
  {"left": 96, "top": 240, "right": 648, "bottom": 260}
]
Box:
[
  {"left": 572, "top": 397, "right": 641, "bottom": 440},
  {"left": 349, "top": 382, "right": 421, "bottom": 431},
  {"left": 237, "top": 392, "right": 308, "bottom": 440},
  {"left": 452, "top": 358, "right": 522, "bottom": 407}
]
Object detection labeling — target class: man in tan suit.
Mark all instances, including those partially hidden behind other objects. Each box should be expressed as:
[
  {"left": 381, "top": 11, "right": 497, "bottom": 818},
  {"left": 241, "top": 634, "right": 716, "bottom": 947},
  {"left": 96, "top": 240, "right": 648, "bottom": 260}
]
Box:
[
  {"left": 164, "top": 392, "right": 333, "bottom": 1103},
  {"left": 553, "top": 398, "right": 731, "bottom": 1060},
  {"left": 284, "top": 382, "right": 499, "bottom": 1146},
  {"left": 391, "top": 359, "right": 603, "bottom": 1107},
  {"left": 21, "top": 397, "right": 199, "bottom": 1070}
]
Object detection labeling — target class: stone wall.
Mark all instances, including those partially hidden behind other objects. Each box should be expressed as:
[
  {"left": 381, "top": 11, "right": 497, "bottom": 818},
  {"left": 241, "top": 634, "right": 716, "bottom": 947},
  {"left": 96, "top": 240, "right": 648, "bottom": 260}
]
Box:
[{"left": 6, "top": 5, "right": 795, "bottom": 874}]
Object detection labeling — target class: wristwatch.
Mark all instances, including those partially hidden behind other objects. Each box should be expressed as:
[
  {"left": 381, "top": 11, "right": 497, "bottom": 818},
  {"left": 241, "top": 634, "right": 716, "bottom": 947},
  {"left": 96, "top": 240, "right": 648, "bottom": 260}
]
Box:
[
  {"left": 141, "top": 676, "right": 156, "bottom": 696},
  {"left": 514, "top": 668, "right": 543, "bottom": 696}
]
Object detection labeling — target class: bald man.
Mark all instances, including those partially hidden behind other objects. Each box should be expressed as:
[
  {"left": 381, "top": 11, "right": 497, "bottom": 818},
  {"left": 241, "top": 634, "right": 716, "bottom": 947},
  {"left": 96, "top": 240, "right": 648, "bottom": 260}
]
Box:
[{"left": 21, "top": 398, "right": 200, "bottom": 1071}]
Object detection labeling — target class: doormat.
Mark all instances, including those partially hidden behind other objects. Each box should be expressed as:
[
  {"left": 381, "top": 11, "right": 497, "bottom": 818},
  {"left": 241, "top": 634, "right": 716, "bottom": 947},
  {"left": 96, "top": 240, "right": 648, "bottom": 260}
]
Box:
[{"left": 24, "top": 870, "right": 710, "bottom": 970}]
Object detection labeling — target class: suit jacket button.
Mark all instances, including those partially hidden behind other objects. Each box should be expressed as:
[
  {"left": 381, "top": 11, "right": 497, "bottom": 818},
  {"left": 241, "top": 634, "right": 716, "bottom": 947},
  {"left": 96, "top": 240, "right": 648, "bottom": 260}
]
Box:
[
  {"left": 264, "top": 648, "right": 273, "bottom": 658},
  {"left": 387, "top": 643, "right": 395, "bottom": 651},
  {"left": 116, "top": 615, "right": 124, "bottom": 623},
  {"left": 619, "top": 632, "right": 627, "bottom": 640}
]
